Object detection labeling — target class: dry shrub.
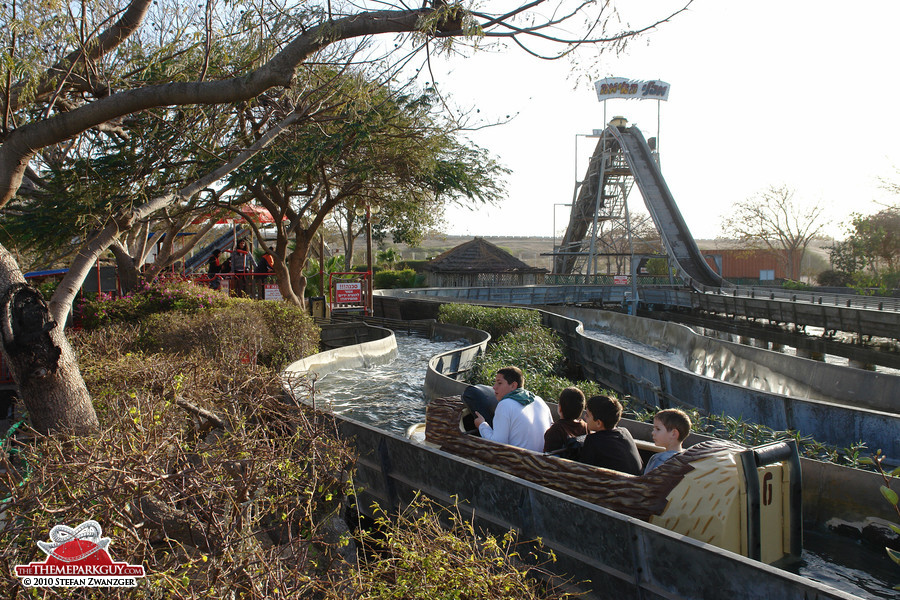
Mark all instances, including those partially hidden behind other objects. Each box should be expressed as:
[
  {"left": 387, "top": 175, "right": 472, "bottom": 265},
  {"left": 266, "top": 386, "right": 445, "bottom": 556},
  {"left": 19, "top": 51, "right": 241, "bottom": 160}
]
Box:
[
  {"left": 0, "top": 328, "right": 353, "bottom": 599},
  {"left": 3, "top": 304, "right": 570, "bottom": 599},
  {"left": 328, "top": 494, "right": 574, "bottom": 600},
  {"left": 137, "top": 301, "right": 319, "bottom": 370}
]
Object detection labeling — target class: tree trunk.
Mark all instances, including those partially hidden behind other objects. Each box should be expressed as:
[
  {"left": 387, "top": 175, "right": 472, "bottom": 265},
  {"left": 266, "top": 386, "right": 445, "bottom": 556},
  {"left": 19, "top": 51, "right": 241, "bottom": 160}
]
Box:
[
  {"left": 0, "top": 244, "right": 98, "bottom": 435},
  {"left": 110, "top": 241, "right": 142, "bottom": 294},
  {"left": 344, "top": 215, "right": 355, "bottom": 270}
]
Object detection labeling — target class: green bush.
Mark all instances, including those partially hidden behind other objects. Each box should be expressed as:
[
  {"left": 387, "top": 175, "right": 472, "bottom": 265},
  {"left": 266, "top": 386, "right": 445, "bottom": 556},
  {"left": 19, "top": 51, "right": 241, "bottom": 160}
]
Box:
[
  {"left": 438, "top": 303, "right": 540, "bottom": 340},
  {"left": 816, "top": 269, "right": 854, "bottom": 287},
  {"left": 781, "top": 279, "right": 813, "bottom": 291},
  {"left": 882, "top": 270, "right": 900, "bottom": 290},
  {"left": 373, "top": 268, "right": 423, "bottom": 289},
  {"left": 78, "top": 280, "right": 230, "bottom": 329},
  {"left": 351, "top": 264, "right": 382, "bottom": 273},
  {"left": 33, "top": 277, "right": 62, "bottom": 301},
  {"left": 254, "top": 300, "right": 321, "bottom": 368},
  {"left": 526, "top": 374, "right": 607, "bottom": 404},
  {"left": 444, "top": 304, "right": 608, "bottom": 403},
  {"left": 398, "top": 259, "right": 429, "bottom": 273},
  {"left": 644, "top": 257, "right": 671, "bottom": 277},
  {"left": 338, "top": 494, "right": 563, "bottom": 600},
  {"left": 475, "top": 325, "right": 565, "bottom": 379}
]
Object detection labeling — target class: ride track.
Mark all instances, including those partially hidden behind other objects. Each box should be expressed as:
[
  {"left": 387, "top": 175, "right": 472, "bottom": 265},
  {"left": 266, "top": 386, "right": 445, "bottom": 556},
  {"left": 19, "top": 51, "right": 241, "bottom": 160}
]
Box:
[{"left": 556, "top": 122, "right": 726, "bottom": 288}]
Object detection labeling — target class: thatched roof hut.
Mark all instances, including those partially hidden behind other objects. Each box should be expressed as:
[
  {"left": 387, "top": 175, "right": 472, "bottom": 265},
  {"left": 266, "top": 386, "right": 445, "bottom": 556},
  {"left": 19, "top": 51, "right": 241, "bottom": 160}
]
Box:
[{"left": 423, "top": 237, "right": 547, "bottom": 287}]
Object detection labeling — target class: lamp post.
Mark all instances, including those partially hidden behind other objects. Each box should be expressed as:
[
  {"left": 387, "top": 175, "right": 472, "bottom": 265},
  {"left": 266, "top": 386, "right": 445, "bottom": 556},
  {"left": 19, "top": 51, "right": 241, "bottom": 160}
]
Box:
[
  {"left": 354, "top": 202, "right": 381, "bottom": 315},
  {"left": 570, "top": 131, "right": 603, "bottom": 278},
  {"left": 552, "top": 202, "right": 572, "bottom": 272},
  {"left": 574, "top": 129, "right": 605, "bottom": 183}
]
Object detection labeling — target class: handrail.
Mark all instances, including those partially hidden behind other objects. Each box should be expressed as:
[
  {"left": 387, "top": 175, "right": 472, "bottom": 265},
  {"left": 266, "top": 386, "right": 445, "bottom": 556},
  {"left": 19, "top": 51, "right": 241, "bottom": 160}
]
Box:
[{"left": 693, "top": 282, "right": 900, "bottom": 312}]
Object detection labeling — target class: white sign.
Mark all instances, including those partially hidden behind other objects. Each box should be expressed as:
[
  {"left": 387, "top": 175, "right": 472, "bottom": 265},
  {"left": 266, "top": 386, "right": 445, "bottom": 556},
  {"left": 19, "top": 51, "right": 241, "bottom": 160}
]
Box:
[
  {"left": 264, "top": 283, "right": 282, "bottom": 301},
  {"left": 595, "top": 78, "right": 670, "bottom": 101},
  {"left": 334, "top": 281, "right": 363, "bottom": 304},
  {"left": 613, "top": 275, "right": 629, "bottom": 285}
]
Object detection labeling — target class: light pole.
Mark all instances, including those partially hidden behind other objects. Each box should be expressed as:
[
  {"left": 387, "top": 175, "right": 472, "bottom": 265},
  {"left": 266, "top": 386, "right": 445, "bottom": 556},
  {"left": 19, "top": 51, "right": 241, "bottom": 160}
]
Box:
[
  {"left": 574, "top": 130, "right": 604, "bottom": 187},
  {"left": 552, "top": 202, "right": 572, "bottom": 270},
  {"left": 354, "top": 202, "right": 381, "bottom": 315},
  {"left": 574, "top": 130, "right": 604, "bottom": 279}
]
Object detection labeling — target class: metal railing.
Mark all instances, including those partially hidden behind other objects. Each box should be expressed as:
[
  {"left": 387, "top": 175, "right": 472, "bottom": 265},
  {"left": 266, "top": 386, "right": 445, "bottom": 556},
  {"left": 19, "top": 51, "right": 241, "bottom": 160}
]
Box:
[{"left": 692, "top": 282, "right": 900, "bottom": 312}]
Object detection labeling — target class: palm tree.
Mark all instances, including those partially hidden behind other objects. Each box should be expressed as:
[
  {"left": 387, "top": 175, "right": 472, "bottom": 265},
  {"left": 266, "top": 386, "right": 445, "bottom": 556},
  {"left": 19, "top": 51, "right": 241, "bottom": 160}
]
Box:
[{"left": 377, "top": 248, "right": 402, "bottom": 270}]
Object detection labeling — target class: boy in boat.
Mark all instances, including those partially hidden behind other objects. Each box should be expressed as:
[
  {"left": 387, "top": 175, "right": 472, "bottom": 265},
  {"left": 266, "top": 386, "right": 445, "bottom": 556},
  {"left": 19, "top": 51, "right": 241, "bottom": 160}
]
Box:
[
  {"left": 644, "top": 408, "right": 692, "bottom": 473},
  {"left": 578, "top": 395, "right": 643, "bottom": 475},
  {"left": 474, "top": 367, "right": 554, "bottom": 453},
  {"left": 543, "top": 387, "right": 589, "bottom": 453}
]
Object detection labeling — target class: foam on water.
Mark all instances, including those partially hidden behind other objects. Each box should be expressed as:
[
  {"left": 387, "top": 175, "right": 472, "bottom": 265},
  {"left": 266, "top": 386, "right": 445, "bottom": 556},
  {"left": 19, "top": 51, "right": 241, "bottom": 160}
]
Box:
[{"left": 312, "top": 333, "right": 469, "bottom": 436}]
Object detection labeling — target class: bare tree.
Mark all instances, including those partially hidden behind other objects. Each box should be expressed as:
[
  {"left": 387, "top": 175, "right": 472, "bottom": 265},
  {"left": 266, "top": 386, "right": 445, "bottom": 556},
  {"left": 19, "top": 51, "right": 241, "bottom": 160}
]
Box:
[{"left": 721, "top": 184, "right": 828, "bottom": 281}]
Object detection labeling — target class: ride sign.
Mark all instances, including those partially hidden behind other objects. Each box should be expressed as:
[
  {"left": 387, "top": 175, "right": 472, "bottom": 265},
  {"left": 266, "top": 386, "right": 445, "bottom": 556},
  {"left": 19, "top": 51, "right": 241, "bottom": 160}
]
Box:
[
  {"left": 334, "top": 281, "right": 363, "bottom": 304},
  {"left": 594, "top": 77, "right": 670, "bottom": 101}
]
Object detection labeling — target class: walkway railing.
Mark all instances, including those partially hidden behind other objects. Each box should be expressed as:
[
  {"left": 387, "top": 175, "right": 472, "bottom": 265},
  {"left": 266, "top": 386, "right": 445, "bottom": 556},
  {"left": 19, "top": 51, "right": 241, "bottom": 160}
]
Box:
[
  {"left": 693, "top": 281, "right": 900, "bottom": 312},
  {"left": 385, "top": 284, "right": 900, "bottom": 341}
]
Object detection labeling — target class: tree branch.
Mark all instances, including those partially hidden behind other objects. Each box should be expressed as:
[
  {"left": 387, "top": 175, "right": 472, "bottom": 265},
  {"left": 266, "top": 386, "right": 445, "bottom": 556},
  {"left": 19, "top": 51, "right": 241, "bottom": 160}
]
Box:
[
  {"left": 47, "top": 105, "right": 315, "bottom": 323},
  {"left": 0, "top": 8, "right": 432, "bottom": 208}
]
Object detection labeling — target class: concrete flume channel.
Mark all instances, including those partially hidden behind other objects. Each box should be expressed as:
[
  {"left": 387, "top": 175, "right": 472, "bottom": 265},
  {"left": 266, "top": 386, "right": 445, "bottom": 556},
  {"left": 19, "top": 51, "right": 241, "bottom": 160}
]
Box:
[
  {"left": 381, "top": 290, "right": 900, "bottom": 461},
  {"left": 398, "top": 290, "right": 899, "bottom": 524},
  {"left": 284, "top": 316, "right": 895, "bottom": 599}
]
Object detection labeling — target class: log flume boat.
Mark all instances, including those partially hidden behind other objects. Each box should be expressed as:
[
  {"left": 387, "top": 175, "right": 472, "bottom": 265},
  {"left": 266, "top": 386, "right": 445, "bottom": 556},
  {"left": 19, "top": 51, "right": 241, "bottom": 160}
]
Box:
[{"left": 423, "top": 394, "right": 802, "bottom": 566}]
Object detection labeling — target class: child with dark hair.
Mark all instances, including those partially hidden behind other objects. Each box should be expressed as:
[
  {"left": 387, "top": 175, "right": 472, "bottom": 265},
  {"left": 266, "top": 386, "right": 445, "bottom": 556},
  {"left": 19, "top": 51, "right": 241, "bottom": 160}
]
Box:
[
  {"left": 543, "top": 387, "right": 589, "bottom": 453},
  {"left": 644, "top": 408, "right": 692, "bottom": 473},
  {"left": 578, "top": 395, "right": 642, "bottom": 475}
]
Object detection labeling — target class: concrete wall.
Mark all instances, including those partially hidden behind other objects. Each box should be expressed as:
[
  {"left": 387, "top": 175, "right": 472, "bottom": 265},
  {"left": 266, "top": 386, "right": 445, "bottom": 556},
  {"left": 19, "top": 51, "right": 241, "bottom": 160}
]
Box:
[
  {"left": 540, "top": 308, "right": 900, "bottom": 459},
  {"left": 319, "top": 322, "right": 397, "bottom": 349},
  {"left": 424, "top": 324, "right": 490, "bottom": 400},
  {"left": 549, "top": 305, "right": 897, "bottom": 412},
  {"left": 283, "top": 323, "right": 397, "bottom": 381}
]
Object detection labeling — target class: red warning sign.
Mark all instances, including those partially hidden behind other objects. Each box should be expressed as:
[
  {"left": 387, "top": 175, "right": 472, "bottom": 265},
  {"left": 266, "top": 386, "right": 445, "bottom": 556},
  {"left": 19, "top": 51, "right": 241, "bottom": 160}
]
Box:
[{"left": 335, "top": 281, "right": 363, "bottom": 304}]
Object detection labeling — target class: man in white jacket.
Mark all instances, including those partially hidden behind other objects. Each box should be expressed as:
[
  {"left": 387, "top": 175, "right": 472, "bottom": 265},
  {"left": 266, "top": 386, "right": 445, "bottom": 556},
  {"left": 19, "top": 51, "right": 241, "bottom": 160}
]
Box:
[{"left": 474, "top": 366, "right": 553, "bottom": 452}]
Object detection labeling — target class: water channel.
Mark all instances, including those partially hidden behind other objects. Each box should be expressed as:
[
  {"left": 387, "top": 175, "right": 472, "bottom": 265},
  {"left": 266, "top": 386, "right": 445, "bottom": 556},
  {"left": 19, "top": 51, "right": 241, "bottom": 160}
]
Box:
[
  {"left": 312, "top": 333, "right": 898, "bottom": 599},
  {"left": 311, "top": 333, "right": 468, "bottom": 436},
  {"left": 690, "top": 325, "right": 900, "bottom": 377}
]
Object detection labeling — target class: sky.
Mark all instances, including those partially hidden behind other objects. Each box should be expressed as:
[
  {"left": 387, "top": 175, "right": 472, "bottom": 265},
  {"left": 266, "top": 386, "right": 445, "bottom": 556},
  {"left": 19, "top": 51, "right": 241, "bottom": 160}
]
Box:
[{"left": 425, "top": 0, "right": 900, "bottom": 241}]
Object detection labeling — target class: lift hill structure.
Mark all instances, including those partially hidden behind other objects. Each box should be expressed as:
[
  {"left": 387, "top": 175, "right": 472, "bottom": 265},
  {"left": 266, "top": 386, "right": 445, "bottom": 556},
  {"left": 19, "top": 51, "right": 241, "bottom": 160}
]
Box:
[{"left": 554, "top": 117, "right": 725, "bottom": 289}]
